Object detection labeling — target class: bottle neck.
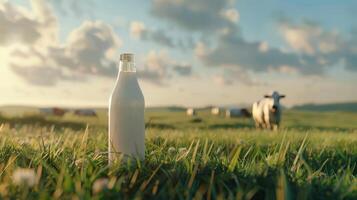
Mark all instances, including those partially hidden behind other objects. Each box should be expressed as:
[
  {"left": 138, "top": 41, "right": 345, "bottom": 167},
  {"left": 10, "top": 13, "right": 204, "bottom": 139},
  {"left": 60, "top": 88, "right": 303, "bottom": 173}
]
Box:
[{"left": 119, "top": 61, "right": 136, "bottom": 72}]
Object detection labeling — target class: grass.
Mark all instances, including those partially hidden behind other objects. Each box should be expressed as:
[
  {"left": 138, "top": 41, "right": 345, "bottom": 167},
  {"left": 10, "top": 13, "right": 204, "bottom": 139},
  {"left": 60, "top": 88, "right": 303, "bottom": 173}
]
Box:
[{"left": 0, "top": 110, "right": 356, "bottom": 199}]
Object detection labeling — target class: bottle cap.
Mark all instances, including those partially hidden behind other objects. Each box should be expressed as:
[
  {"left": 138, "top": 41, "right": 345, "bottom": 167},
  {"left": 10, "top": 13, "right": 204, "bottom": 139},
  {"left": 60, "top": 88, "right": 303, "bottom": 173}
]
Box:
[{"left": 120, "top": 53, "right": 134, "bottom": 62}]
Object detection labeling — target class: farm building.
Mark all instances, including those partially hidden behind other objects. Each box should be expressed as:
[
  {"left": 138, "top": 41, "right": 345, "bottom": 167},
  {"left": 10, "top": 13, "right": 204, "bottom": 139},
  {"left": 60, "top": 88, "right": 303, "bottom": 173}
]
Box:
[
  {"left": 74, "top": 109, "right": 97, "bottom": 117},
  {"left": 186, "top": 108, "right": 196, "bottom": 116},
  {"left": 225, "top": 108, "right": 251, "bottom": 118},
  {"left": 39, "top": 107, "right": 67, "bottom": 117}
]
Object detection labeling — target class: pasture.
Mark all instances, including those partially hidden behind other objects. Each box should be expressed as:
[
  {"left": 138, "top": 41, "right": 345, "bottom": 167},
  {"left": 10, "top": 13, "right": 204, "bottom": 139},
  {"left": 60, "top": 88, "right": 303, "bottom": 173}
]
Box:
[{"left": 0, "top": 108, "right": 356, "bottom": 199}]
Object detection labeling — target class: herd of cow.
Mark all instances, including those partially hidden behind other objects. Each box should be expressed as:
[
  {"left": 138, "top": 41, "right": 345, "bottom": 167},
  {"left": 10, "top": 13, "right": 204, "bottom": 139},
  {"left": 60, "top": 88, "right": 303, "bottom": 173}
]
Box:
[
  {"left": 40, "top": 91, "right": 285, "bottom": 130},
  {"left": 187, "top": 91, "right": 286, "bottom": 130},
  {"left": 39, "top": 108, "right": 97, "bottom": 117}
]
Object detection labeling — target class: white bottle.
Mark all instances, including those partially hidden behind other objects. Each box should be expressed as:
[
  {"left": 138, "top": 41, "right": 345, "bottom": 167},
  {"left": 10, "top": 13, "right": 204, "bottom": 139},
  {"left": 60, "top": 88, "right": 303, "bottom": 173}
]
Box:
[{"left": 109, "top": 53, "right": 145, "bottom": 164}]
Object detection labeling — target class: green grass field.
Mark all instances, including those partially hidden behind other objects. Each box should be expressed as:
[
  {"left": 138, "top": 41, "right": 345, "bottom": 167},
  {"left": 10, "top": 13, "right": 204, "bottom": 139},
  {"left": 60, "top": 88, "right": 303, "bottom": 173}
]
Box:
[{"left": 0, "top": 109, "right": 356, "bottom": 199}]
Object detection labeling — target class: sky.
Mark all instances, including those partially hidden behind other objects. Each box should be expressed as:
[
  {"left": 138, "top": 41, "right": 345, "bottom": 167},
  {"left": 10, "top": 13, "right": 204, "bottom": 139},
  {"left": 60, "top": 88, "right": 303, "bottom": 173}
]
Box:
[{"left": 0, "top": 0, "right": 356, "bottom": 107}]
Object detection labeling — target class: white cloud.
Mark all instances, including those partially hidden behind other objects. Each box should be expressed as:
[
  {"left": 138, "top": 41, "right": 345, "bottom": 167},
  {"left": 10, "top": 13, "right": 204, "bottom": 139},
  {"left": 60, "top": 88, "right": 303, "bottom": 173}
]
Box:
[
  {"left": 150, "top": 0, "right": 357, "bottom": 83},
  {"left": 212, "top": 67, "right": 266, "bottom": 86},
  {"left": 130, "top": 21, "right": 146, "bottom": 39},
  {"left": 221, "top": 8, "right": 239, "bottom": 23},
  {"left": 129, "top": 20, "right": 193, "bottom": 49},
  {"left": 11, "top": 65, "right": 63, "bottom": 86},
  {"left": 195, "top": 19, "right": 357, "bottom": 77},
  {"left": 1, "top": 0, "right": 122, "bottom": 86},
  {"left": 0, "top": 0, "right": 50, "bottom": 45},
  {"left": 279, "top": 20, "right": 357, "bottom": 72},
  {"left": 137, "top": 50, "right": 193, "bottom": 85},
  {"left": 10, "top": 20, "right": 121, "bottom": 86},
  {"left": 259, "top": 41, "right": 269, "bottom": 53},
  {"left": 141, "top": 50, "right": 169, "bottom": 80},
  {"left": 279, "top": 20, "right": 341, "bottom": 55},
  {"left": 150, "top": 0, "right": 237, "bottom": 32},
  {"left": 195, "top": 27, "right": 307, "bottom": 73},
  {"left": 64, "top": 21, "right": 121, "bottom": 75},
  {"left": 194, "top": 42, "right": 209, "bottom": 57}
]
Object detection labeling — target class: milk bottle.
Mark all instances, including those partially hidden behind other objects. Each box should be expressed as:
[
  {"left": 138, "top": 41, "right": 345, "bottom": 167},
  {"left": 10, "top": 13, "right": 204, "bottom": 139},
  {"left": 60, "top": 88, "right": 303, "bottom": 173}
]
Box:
[{"left": 109, "top": 53, "right": 145, "bottom": 164}]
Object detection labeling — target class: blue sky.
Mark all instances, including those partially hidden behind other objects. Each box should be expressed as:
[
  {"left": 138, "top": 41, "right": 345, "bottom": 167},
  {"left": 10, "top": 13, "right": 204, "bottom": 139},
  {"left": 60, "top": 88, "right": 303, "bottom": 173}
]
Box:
[{"left": 0, "top": 0, "right": 356, "bottom": 107}]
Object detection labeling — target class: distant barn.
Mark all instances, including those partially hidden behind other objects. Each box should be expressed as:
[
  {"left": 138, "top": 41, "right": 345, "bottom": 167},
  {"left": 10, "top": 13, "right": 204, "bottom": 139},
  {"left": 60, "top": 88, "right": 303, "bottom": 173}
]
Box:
[
  {"left": 74, "top": 109, "right": 97, "bottom": 117},
  {"left": 39, "top": 107, "right": 67, "bottom": 117},
  {"left": 225, "top": 108, "right": 251, "bottom": 118},
  {"left": 186, "top": 108, "right": 197, "bottom": 116}
]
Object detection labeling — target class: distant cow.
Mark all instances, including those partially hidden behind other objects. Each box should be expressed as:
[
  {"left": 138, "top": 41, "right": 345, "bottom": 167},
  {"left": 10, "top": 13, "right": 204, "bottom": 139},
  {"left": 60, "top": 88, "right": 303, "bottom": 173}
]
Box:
[
  {"left": 211, "top": 107, "right": 222, "bottom": 115},
  {"left": 225, "top": 109, "right": 240, "bottom": 118},
  {"left": 252, "top": 91, "right": 286, "bottom": 130},
  {"left": 186, "top": 108, "right": 196, "bottom": 116},
  {"left": 225, "top": 108, "right": 251, "bottom": 118},
  {"left": 240, "top": 108, "right": 252, "bottom": 118},
  {"left": 74, "top": 109, "right": 97, "bottom": 117},
  {"left": 39, "top": 107, "right": 67, "bottom": 117}
]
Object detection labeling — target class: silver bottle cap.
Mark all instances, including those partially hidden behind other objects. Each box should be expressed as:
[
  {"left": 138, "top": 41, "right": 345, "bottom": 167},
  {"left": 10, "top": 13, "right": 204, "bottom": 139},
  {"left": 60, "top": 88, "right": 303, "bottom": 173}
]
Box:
[{"left": 120, "top": 53, "right": 134, "bottom": 62}]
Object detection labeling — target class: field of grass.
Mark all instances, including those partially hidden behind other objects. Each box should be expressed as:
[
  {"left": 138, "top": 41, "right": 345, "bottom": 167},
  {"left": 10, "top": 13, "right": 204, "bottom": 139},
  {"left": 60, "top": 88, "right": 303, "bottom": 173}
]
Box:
[{"left": 0, "top": 109, "right": 356, "bottom": 199}]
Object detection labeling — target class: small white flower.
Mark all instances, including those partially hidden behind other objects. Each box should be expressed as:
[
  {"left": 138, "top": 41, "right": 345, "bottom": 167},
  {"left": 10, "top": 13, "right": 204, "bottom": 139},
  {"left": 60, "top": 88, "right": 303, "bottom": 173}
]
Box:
[
  {"left": 178, "top": 147, "right": 187, "bottom": 154},
  {"left": 168, "top": 147, "right": 176, "bottom": 154},
  {"left": 75, "top": 158, "right": 87, "bottom": 167},
  {"left": 92, "top": 178, "right": 109, "bottom": 194},
  {"left": 12, "top": 168, "right": 37, "bottom": 187}
]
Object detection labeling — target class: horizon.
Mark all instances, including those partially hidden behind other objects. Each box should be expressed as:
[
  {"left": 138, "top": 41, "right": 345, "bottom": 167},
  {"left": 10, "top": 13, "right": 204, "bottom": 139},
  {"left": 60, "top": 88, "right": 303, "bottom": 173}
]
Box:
[
  {"left": 1, "top": 100, "right": 357, "bottom": 110},
  {"left": 1, "top": 0, "right": 356, "bottom": 107}
]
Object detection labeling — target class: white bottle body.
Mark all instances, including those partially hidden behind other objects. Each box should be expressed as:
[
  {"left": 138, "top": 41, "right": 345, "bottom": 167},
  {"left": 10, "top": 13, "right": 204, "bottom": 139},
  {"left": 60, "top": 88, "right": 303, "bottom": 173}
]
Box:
[{"left": 108, "top": 59, "right": 145, "bottom": 164}]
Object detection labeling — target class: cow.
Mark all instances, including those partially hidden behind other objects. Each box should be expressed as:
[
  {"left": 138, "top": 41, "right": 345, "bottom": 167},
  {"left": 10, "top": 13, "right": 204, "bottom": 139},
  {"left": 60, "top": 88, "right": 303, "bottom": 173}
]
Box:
[
  {"left": 39, "top": 107, "right": 67, "bottom": 117},
  {"left": 252, "top": 91, "right": 286, "bottom": 130},
  {"left": 186, "top": 108, "right": 196, "bottom": 116},
  {"left": 225, "top": 108, "right": 252, "bottom": 118},
  {"left": 225, "top": 108, "right": 242, "bottom": 118},
  {"left": 240, "top": 108, "right": 252, "bottom": 118},
  {"left": 74, "top": 109, "right": 97, "bottom": 117},
  {"left": 211, "top": 107, "right": 222, "bottom": 115}
]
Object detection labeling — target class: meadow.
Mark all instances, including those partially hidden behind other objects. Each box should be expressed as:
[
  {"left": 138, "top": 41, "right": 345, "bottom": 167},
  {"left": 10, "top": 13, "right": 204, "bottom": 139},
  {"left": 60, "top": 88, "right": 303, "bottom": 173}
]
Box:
[{"left": 0, "top": 108, "right": 356, "bottom": 199}]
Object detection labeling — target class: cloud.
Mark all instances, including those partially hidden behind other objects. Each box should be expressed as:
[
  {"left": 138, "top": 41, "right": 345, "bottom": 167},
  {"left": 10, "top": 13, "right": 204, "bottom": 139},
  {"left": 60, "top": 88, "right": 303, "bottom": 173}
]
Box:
[
  {"left": 130, "top": 21, "right": 146, "bottom": 39},
  {"left": 137, "top": 50, "right": 170, "bottom": 85},
  {"left": 62, "top": 21, "right": 121, "bottom": 76},
  {"left": 10, "top": 21, "right": 121, "bottom": 85},
  {"left": 150, "top": 0, "right": 237, "bottom": 32},
  {"left": 259, "top": 41, "right": 269, "bottom": 53},
  {"left": 130, "top": 21, "right": 193, "bottom": 49},
  {"left": 130, "top": 21, "right": 175, "bottom": 48},
  {"left": 195, "top": 27, "right": 306, "bottom": 73},
  {"left": 279, "top": 19, "right": 357, "bottom": 72},
  {"left": 11, "top": 65, "right": 63, "bottom": 86},
  {"left": 212, "top": 68, "right": 266, "bottom": 86},
  {"left": 0, "top": 0, "right": 57, "bottom": 45},
  {"left": 150, "top": 0, "right": 357, "bottom": 81},
  {"left": 150, "top": 0, "right": 301, "bottom": 84},
  {"left": 196, "top": 19, "right": 357, "bottom": 77},
  {"left": 2, "top": 0, "right": 193, "bottom": 87},
  {"left": 279, "top": 20, "right": 341, "bottom": 55},
  {"left": 220, "top": 8, "right": 239, "bottom": 23},
  {"left": 213, "top": 74, "right": 233, "bottom": 85},
  {"left": 137, "top": 50, "right": 193, "bottom": 85},
  {"left": 173, "top": 64, "right": 192, "bottom": 76},
  {"left": 1, "top": 0, "right": 121, "bottom": 86}
]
